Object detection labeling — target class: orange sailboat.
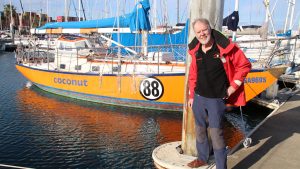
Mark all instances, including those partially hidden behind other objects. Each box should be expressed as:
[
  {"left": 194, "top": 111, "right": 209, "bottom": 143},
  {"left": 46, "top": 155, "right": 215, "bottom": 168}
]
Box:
[{"left": 15, "top": 35, "right": 279, "bottom": 111}]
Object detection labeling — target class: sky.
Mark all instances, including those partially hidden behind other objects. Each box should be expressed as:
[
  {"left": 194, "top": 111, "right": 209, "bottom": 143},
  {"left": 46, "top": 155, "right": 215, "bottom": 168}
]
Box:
[{"left": 0, "top": 0, "right": 299, "bottom": 31}]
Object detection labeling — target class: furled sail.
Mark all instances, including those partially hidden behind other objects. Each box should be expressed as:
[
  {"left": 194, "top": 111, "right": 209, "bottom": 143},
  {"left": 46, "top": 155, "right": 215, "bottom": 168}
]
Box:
[{"left": 38, "top": 0, "right": 151, "bottom": 32}]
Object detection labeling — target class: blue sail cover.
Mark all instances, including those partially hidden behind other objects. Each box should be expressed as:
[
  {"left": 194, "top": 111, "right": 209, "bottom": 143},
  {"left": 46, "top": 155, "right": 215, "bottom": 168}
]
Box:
[
  {"left": 112, "top": 20, "right": 189, "bottom": 47},
  {"left": 38, "top": 0, "right": 151, "bottom": 32},
  {"left": 129, "top": 0, "right": 151, "bottom": 31},
  {"left": 39, "top": 15, "right": 131, "bottom": 29},
  {"left": 111, "top": 20, "right": 189, "bottom": 61}
]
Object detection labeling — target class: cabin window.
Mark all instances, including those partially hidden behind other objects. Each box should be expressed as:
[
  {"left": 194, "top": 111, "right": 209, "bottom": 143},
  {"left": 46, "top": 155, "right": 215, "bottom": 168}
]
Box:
[
  {"left": 59, "top": 43, "right": 72, "bottom": 51},
  {"left": 75, "top": 41, "right": 89, "bottom": 49},
  {"left": 64, "top": 44, "right": 73, "bottom": 51},
  {"left": 92, "top": 66, "right": 100, "bottom": 72},
  {"left": 59, "top": 43, "right": 63, "bottom": 50},
  {"left": 75, "top": 65, "right": 81, "bottom": 70},
  {"left": 60, "top": 64, "right": 66, "bottom": 69}
]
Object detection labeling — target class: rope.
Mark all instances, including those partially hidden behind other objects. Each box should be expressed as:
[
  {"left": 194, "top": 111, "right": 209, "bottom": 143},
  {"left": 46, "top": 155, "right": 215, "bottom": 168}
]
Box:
[
  {"left": 239, "top": 106, "right": 246, "bottom": 134},
  {"left": 240, "top": 106, "right": 252, "bottom": 148}
]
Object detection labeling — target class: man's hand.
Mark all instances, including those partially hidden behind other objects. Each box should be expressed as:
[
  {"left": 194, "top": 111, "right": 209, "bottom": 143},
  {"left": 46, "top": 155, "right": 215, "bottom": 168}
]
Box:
[
  {"left": 188, "top": 98, "right": 194, "bottom": 108},
  {"left": 226, "top": 86, "right": 236, "bottom": 98}
]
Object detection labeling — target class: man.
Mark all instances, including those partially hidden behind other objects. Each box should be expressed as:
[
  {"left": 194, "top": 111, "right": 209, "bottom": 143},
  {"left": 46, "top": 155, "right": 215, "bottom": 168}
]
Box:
[{"left": 187, "top": 18, "right": 251, "bottom": 169}]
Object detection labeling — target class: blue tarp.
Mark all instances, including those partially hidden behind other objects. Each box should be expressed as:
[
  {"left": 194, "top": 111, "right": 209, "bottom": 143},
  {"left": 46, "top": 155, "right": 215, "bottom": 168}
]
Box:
[
  {"left": 111, "top": 20, "right": 189, "bottom": 47},
  {"left": 110, "top": 20, "right": 189, "bottom": 60},
  {"left": 38, "top": 0, "right": 151, "bottom": 32},
  {"left": 276, "top": 30, "right": 292, "bottom": 37},
  {"left": 129, "top": 0, "right": 151, "bottom": 31},
  {"left": 39, "top": 15, "right": 130, "bottom": 29}
]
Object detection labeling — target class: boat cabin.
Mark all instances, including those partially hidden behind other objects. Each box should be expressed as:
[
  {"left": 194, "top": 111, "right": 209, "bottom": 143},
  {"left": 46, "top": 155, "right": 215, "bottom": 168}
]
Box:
[{"left": 56, "top": 36, "right": 92, "bottom": 56}]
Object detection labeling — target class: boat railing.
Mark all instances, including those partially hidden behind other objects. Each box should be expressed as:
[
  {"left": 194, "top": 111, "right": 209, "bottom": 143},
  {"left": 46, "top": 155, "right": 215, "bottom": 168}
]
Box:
[
  {"left": 236, "top": 35, "right": 299, "bottom": 67},
  {"left": 16, "top": 45, "right": 55, "bottom": 66},
  {"left": 16, "top": 43, "right": 187, "bottom": 74}
]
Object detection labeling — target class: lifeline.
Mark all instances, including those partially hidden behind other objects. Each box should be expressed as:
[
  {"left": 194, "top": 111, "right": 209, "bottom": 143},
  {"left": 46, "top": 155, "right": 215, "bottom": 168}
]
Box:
[{"left": 54, "top": 77, "right": 88, "bottom": 86}]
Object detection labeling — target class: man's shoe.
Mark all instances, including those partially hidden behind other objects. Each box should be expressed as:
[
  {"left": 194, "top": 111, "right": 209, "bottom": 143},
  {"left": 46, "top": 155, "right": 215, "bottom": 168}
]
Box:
[{"left": 187, "top": 159, "right": 207, "bottom": 168}]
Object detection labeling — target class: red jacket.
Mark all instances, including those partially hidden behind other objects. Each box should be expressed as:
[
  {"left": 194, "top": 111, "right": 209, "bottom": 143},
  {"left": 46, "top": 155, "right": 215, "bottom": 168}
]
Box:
[{"left": 188, "top": 30, "right": 251, "bottom": 106}]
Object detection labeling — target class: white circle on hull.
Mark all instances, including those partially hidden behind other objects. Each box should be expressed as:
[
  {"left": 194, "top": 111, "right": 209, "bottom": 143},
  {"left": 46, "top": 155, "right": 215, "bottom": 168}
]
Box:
[{"left": 139, "top": 77, "right": 164, "bottom": 101}]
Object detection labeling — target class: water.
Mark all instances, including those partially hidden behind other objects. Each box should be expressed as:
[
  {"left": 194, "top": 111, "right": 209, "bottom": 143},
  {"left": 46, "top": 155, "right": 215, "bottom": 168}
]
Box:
[{"left": 0, "top": 52, "right": 271, "bottom": 168}]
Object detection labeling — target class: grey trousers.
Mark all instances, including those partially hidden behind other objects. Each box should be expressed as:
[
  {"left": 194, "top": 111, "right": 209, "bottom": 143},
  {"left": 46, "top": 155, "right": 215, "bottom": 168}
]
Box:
[{"left": 192, "top": 94, "right": 227, "bottom": 169}]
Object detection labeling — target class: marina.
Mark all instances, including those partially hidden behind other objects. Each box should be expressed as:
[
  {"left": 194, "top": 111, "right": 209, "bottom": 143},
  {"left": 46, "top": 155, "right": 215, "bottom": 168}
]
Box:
[{"left": 0, "top": 51, "right": 273, "bottom": 168}]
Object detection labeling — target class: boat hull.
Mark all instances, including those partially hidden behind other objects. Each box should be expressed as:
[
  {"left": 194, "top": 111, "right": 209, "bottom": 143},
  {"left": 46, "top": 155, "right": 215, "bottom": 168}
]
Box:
[
  {"left": 16, "top": 64, "right": 278, "bottom": 111},
  {"left": 16, "top": 64, "right": 185, "bottom": 111}
]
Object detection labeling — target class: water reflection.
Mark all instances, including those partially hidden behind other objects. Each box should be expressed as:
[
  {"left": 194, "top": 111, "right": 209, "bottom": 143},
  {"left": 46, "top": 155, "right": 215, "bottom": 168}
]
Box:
[
  {"left": 11, "top": 85, "right": 255, "bottom": 169},
  {"left": 14, "top": 87, "right": 182, "bottom": 168},
  {"left": 13, "top": 86, "right": 248, "bottom": 168}
]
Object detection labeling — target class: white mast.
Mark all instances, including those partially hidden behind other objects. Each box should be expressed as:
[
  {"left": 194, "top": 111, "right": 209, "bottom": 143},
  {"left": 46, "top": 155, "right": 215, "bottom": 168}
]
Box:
[
  {"left": 288, "top": 0, "right": 296, "bottom": 31},
  {"left": 9, "top": 0, "right": 14, "bottom": 41},
  {"left": 29, "top": 0, "right": 32, "bottom": 28},
  {"left": 64, "top": 0, "right": 69, "bottom": 22},
  {"left": 284, "top": 0, "right": 296, "bottom": 33},
  {"left": 117, "top": 0, "right": 121, "bottom": 92},
  {"left": 141, "top": 0, "right": 148, "bottom": 57},
  {"left": 46, "top": 0, "right": 49, "bottom": 22},
  {"left": 38, "top": 9, "right": 42, "bottom": 27},
  {"left": 264, "top": 0, "right": 277, "bottom": 36},
  {"left": 152, "top": 0, "right": 157, "bottom": 29},
  {"left": 177, "top": 0, "right": 179, "bottom": 24},
  {"left": 104, "top": 0, "right": 108, "bottom": 18},
  {"left": 10, "top": 0, "right": 13, "bottom": 22},
  {"left": 78, "top": 0, "right": 81, "bottom": 21}
]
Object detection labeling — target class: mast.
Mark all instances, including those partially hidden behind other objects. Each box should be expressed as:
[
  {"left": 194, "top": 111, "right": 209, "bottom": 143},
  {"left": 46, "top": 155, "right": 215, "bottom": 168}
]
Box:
[
  {"left": 19, "top": 0, "right": 24, "bottom": 33},
  {"left": 19, "top": 0, "right": 24, "bottom": 13},
  {"left": 10, "top": 0, "right": 14, "bottom": 43},
  {"left": 288, "top": 0, "right": 296, "bottom": 31},
  {"left": 117, "top": 0, "right": 121, "bottom": 92},
  {"left": 47, "top": 0, "right": 49, "bottom": 22},
  {"left": 152, "top": 0, "right": 157, "bottom": 29},
  {"left": 78, "top": 0, "right": 81, "bottom": 21},
  {"left": 141, "top": 0, "right": 148, "bottom": 57},
  {"left": 182, "top": 0, "right": 224, "bottom": 156},
  {"left": 38, "top": 9, "right": 42, "bottom": 27},
  {"left": 177, "top": 0, "right": 179, "bottom": 24},
  {"left": 80, "top": 0, "right": 86, "bottom": 20},
  {"left": 264, "top": 0, "right": 276, "bottom": 36},
  {"left": 29, "top": 0, "right": 32, "bottom": 28},
  {"left": 64, "top": 0, "right": 69, "bottom": 22},
  {"left": 104, "top": 0, "right": 108, "bottom": 18}
]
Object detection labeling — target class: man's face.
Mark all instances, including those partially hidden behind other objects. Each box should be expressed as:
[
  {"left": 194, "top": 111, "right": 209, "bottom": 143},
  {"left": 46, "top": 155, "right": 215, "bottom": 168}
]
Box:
[{"left": 193, "top": 22, "right": 211, "bottom": 45}]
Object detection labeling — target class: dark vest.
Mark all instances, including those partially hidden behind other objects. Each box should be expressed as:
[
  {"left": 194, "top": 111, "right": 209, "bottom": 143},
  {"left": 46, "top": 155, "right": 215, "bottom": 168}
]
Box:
[{"left": 195, "top": 41, "right": 229, "bottom": 98}]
